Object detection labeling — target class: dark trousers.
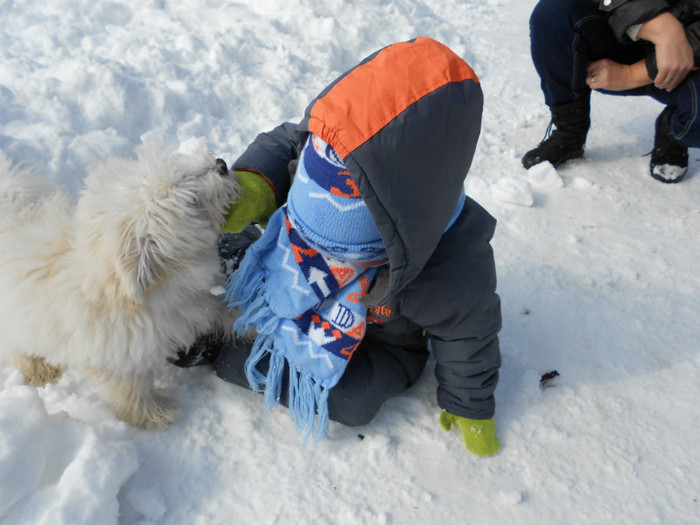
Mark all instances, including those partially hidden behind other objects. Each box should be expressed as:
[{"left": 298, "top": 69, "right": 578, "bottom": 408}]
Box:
[
  {"left": 214, "top": 318, "right": 430, "bottom": 427},
  {"left": 530, "top": 0, "right": 700, "bottom": 146}
]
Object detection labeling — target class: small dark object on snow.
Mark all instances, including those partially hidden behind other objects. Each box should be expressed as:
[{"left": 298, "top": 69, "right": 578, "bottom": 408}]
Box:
[
  {"left": 539, "top": 370, "right": 559, "bottom": 389},
  {"left": 358, "top": 434, "right": 365, "bottom": 441}
]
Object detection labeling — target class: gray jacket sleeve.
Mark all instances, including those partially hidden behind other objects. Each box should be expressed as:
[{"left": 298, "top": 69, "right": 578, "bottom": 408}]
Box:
[
  {"left": 600, "top": 1, "right": 700, "bottom": 78},
  {"left": 399, "top": 198, "right": 502, "bottom": 420},
  {"left": 232, "top": 122, "right": 307, "bottom": 205},
  {"left": 600, "top": 0, "right": 672, "bottom": 42}
]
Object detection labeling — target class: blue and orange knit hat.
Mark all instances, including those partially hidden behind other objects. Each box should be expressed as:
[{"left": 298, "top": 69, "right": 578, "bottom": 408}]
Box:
[{"left": 286, "top": 134, "right": 386, "bottom": 262}]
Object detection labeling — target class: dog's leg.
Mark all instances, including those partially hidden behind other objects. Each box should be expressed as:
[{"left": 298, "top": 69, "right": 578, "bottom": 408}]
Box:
[
  {"left": 86, "top": 368, "right": 180, "bottom": 430},
  {"left": 13, "top": 355, "right": 64, "bottom": 387}
]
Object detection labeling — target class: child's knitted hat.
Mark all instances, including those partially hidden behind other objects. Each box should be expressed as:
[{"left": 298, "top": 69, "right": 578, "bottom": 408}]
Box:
[{"left": 287, "top": 134, "right": 386, "bottom": 262}]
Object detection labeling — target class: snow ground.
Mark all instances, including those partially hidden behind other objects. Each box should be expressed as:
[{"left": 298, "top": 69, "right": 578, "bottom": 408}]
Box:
[{"left": 1, "top": 0, "right": 699, "bottom": 523}]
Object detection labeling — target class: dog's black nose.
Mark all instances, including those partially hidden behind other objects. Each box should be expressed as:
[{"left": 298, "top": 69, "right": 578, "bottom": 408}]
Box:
[{"left": 215, "top": 158, "right": 229, "bottom": 177}]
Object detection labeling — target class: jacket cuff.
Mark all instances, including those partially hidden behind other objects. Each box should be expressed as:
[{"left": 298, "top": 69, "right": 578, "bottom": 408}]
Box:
[{"left": 603, "top": 0, "right": 670, "bottom": 43}]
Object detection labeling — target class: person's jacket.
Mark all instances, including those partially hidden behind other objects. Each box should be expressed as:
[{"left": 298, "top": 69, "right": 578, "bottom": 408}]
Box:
[
  {"left": 599, "top": 0, "right": 700, "bottom": 77},
  {"left": 232, "top": 37, "right": 501, "bottom": 420}
]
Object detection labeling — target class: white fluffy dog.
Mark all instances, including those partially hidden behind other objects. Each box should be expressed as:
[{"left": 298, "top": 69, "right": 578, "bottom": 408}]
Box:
[{"left": 0, "top": 144, "right": 239, "bottom": 429}]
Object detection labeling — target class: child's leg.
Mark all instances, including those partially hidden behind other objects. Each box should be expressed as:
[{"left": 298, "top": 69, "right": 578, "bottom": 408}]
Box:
[
  {"left": 326, "top": 331, "right": 429, "bottom": 426},
  {"left": 213, "top": 322, "right": 429, "bottom": 427}
]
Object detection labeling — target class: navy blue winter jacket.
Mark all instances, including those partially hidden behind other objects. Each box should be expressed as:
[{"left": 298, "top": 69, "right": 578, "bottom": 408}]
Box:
[{"left": 233, "top": 37, "right": 502, "bottom": 420}]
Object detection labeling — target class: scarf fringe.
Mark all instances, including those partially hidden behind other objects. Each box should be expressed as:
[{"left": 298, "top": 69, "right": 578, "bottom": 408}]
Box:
[
  {"left": 289, "top": 368, "right": 331, "bottom": 445},
  {"left": 243, "top": 334, "right": 271, "bottom": 393},
  {"left": 229, "top": 249, "right": 332, "bottom": 442},
  {"left": 225, "top": 245, "right": 266, "bottom": 332},
  {"left": 244, "top": 336, "right": 332, "bottom": 444}
]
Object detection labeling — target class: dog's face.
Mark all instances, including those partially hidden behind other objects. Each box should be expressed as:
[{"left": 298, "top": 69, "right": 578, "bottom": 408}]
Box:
[{"left": 75, "top": 145, "right": 239, "bottom": 310}]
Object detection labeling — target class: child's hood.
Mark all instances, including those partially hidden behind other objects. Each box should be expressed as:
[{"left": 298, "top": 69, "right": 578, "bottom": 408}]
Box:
[{"left": 300, "top": 37, "right": 484, "bottom": 304}]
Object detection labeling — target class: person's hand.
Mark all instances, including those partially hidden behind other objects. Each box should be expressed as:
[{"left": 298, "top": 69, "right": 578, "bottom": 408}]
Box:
[
  {"left": 439, "top": 411, "right": 501, "bottom": 457},
  {"left": 223, "top": 170, "right": 277, "bottom": 234},
  {"left": 639, "top": 12, "right": 695, "bottom": 91},
  {"left": 586, "top": 59, "right": 651, "bottom": 91}
]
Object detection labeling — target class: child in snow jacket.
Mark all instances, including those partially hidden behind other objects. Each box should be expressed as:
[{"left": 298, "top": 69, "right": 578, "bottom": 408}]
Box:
[{"left": 217, "top": 37, "right": 502, "bottom": 456}]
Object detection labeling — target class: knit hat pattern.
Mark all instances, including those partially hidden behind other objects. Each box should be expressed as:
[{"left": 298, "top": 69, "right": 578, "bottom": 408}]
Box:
[{"left": 287, "top": 134, "right": 385, "bottom": 262}]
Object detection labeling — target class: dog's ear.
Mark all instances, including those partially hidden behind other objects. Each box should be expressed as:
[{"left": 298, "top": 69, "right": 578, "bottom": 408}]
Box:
[
  {"left": 76, "top": 224, "right": 166, "bottom": 314},
  {"left": 119, "top": 225, "right": 177, "bottom": 304},
  {"left": 133, "top": 233, "right": 168, "bottom": 295}
]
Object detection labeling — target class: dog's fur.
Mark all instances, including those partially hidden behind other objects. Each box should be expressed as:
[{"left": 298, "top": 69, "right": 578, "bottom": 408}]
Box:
[{"left": 0, "top": 144, "right": 239, "bottom": 429}]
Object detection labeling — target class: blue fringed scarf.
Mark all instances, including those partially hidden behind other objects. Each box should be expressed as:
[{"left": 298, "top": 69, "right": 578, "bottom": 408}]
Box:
[{"left": 226, "top": 134, "right": 387, "bottom": 442}]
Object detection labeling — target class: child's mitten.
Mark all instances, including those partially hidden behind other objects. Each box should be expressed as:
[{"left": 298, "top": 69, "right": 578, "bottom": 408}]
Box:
[
  {"left": 223, "top": 170, "right": 277, "bottom": 233},
  {"left": 439, "top": 411, "right": 501, "bottom": 457}
]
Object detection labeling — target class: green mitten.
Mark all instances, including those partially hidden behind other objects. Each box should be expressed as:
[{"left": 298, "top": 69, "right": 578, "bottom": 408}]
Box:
[
  {"left": 439, "top": 411, "right": 501, "bottom": 457},
  {"left": 222, "top": 170, "right": 277, "bottom": 233}
]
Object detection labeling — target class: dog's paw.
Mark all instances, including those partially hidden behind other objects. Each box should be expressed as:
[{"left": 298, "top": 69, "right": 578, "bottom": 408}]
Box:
[
  {"left": 89, "top": 369, "right": 181, "bottom": 430},
  {"left": 111, "top": 388, "right": 181, "bottom": 430},
  {"left": 13, "top": 355, "right": 63, "bottom": 387},
  {"left": 133, "top": 391, "right": 181, "bottom": 430}
]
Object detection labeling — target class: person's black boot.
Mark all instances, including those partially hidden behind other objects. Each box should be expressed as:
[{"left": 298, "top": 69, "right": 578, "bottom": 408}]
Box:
[
  {"left": 650, "top": 106, "right": 688, "bottom": 183},
  {"left": 522, "top": 96, "right": 591, "bottom": 169}
]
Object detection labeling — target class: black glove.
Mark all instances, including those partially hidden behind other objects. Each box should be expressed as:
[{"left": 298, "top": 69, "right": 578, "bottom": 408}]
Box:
[{"left": 217, "top": 224, "right": 262, "bottom": 277}]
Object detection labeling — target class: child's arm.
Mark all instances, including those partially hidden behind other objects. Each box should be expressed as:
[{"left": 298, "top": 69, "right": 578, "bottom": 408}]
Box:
[
  {"left": 429, "top": 309, "right": 501, "bottom": 457},
  {"left": 401, "top": 197, "right": 502, "bottom": 456},
  {"left": 223, "top": 122, "right": 307, "bottom": 232}
]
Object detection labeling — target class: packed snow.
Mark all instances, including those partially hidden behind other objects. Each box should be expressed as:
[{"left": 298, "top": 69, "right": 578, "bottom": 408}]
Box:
[{"left": 1, "top": 0, "right": 699, "bottom": 523}]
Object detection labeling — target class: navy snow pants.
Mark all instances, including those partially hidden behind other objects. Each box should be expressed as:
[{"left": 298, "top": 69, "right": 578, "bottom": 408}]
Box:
[{"left": 214, "top": 318, "right": 430, "bottom": 427}]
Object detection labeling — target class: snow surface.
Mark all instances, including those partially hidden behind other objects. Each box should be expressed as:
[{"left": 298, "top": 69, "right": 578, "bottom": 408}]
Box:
[{"left": 1, "top": 0, "right": 699, "bottom": 523}]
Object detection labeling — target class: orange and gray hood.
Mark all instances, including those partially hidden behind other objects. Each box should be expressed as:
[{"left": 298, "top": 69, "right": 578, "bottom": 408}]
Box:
[{"left": 298, "top": 37, "right": 483, "bottom": 304}]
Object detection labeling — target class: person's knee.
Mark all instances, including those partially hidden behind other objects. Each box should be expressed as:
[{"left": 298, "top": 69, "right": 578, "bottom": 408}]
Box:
[
  {"left": 328, "top": 395, "right": 380, "bottom": 427},
  {"left": 670, "top": 100, "right": 700, "bottom": 147},
  {"left": 531, "top": 0, "right": 593, "bottom": 35},
  {"left": 530, "top": 0, "right": 563, "bottom": 35}
]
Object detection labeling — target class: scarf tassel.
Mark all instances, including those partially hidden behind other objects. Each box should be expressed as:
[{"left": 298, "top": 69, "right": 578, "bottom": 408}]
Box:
[
  {"left": 225, "top": 244, "right": 267, "bottom": 329},
  {"left": 228, "top": 247, "right": 332, "bottom": 442},
  {"left": 244, "top": 337, "right": 332, "bottom": 444},
  {"left": 289, "top": 368, "right": 331, "bottom": 444}
]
